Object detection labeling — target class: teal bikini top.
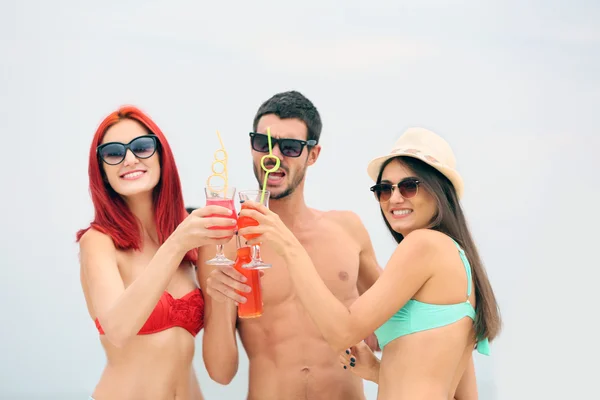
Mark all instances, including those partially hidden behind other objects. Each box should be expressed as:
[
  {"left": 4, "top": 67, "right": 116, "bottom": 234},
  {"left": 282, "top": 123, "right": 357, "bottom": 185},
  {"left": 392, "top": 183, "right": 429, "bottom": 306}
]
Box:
[{"left": 374, "top": 239, "right": 490, "bottom": 355}]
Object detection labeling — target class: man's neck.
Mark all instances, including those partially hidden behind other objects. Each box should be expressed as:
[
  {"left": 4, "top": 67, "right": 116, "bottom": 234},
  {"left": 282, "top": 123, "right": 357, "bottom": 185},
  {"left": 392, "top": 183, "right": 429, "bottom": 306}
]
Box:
[{"left": 268, "top": 190, "right": 311, "bottom": 230}]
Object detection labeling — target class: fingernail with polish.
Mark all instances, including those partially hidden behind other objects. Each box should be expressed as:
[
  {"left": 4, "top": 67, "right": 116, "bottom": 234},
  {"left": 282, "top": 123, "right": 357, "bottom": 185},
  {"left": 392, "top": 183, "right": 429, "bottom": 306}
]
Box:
[
  {"left": 350, "top": 357, "right": 356, "bottom": 363},
  {"left": 343, "top": 365, "right": 347, "bottom": 369},
  {"left": 350, "top": 363, "right": 355, "bottom": 367},
  {"left": 345, "top": 350, "right": 350, "bottom": 355}
]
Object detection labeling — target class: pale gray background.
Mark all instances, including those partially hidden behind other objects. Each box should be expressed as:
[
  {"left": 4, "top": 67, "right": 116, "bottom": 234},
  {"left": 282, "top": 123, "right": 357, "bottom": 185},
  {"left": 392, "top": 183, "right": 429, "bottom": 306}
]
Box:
[{"left": 1, "top": 0, "right": 598, "bottom": 399}]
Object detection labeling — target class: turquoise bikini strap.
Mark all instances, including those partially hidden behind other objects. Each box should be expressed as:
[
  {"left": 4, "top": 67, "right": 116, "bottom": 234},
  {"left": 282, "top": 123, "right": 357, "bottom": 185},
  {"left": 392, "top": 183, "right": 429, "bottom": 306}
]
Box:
[
  {"left": 451, "top": 239, "right": 472, "bottom": 297},
  {"left": 452, "top": 239, "right": 491, "bottom": 356}
]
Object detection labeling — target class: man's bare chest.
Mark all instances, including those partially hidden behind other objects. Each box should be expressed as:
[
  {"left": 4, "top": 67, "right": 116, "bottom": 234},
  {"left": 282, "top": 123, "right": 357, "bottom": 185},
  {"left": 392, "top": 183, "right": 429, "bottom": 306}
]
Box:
[{"left": 260, "top": 223, "right": 362, "bottom": 305}]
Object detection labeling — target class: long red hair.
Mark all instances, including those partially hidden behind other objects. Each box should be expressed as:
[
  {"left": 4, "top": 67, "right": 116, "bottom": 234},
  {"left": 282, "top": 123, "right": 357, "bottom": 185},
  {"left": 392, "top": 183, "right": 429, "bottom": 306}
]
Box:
[{"left": 76, "top": 105, "right": 197, "bottom": 263}]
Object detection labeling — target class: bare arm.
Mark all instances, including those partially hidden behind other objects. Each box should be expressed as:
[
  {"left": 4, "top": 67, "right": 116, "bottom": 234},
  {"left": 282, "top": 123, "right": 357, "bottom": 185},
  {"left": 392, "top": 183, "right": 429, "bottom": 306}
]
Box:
[
  {"left": 80, "top": 206, "right": 236, "bottom": 348},
  {"left": 348, "top": 213, "right": 383, "bottom": 295},
  {"left": 238, "top": 203, "right": 442, "bottom": 354},
  {"left": 454, "top": 356, "right": 478, "bottom": 400},
  {"left": 278, "top": 230, "right": 436, "bottom": 353},
  {"left": 344, "top": 212, "right": 383, "bottom": 352},
  {"left": 80, "top": 229, "right": 186, "bottom": 347},
  {"left": 198, "top": 239, "right": 242, "bottom": 385}
]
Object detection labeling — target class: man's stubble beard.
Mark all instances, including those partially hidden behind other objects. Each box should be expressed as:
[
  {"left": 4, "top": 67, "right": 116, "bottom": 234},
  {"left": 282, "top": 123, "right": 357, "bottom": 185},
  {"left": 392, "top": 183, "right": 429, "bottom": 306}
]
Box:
[{"left": 253, "top": 162, "right": 308, "bottom": 200}]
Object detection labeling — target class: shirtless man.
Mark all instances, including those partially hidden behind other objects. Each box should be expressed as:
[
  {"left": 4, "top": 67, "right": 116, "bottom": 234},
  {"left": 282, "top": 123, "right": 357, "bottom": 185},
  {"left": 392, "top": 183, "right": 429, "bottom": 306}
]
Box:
[{"left": 197, "top": 91, "right": 382, "bottom": 400}]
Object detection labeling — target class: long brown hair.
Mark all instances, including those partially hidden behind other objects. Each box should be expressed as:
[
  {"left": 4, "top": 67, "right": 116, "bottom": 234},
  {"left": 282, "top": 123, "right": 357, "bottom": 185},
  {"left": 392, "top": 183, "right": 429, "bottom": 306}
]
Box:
[{"left": 377, "top": 156, "right": 502, "bottom": 342}]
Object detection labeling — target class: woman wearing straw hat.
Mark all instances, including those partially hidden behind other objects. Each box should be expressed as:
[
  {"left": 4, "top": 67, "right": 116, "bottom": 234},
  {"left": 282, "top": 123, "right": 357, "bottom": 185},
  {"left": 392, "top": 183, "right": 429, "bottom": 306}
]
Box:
[{"left": 238, "top": 127, "right": 502, "bottom": 399}]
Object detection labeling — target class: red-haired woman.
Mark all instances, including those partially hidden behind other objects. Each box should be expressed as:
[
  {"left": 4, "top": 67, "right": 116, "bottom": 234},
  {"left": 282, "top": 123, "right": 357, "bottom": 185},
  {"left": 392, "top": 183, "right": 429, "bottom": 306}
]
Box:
[{"left": 77, "top": 106, "right": 236, "bottom": 400}]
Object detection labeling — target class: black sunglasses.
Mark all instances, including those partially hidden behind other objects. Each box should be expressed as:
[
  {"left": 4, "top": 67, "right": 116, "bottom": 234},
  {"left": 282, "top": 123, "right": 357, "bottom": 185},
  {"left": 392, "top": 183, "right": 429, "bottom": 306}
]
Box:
[
  {"left": 370, "top": 178, "right": 421, "bottom": 202},
  {"left": 249, "top": 132, "right": 317, "bottom": 158},
  {"left": 97, "top": 135, "right": 159, "bottom": 166}
]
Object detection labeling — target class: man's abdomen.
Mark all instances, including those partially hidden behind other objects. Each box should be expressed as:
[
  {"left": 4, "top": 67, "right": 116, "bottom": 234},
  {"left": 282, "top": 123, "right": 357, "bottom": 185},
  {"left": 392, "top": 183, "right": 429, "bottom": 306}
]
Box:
[
  {"left": 241, "top": 308, "right": 365, "bottom": 400},
  {"left": 246, "top": 359, "right": 365, "bottom": 400}
]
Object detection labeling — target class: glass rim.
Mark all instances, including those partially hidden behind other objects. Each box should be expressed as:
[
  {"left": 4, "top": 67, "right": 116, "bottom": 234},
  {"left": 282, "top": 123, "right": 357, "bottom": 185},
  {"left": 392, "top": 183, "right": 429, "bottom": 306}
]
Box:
[{"left": 238, "top": 189, "right": 270, "bottom": 194}]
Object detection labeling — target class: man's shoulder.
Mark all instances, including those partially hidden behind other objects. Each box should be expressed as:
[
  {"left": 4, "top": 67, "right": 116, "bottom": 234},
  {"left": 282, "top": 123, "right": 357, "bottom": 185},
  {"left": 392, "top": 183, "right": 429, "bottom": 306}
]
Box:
[
  {"left": 321, "top": 208, "right": 361, "bottom": 221},
  {"left": 318, "top": 209, "right": 366, "bottom": 233}
]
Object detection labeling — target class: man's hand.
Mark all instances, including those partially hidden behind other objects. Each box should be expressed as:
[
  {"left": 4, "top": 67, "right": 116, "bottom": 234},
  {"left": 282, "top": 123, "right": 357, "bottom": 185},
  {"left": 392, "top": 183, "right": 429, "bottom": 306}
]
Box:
[{"left": 205, "top": 265, "right": 265, "bottom": 305}]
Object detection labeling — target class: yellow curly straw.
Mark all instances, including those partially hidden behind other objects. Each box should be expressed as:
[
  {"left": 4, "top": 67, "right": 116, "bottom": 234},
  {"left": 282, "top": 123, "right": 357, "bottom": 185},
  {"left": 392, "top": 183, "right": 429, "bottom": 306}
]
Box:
[
  {"left": 260, "top": 127, "right": 281, "bottom": 203},
  {"left": 206, "top": 130, "right": 228, "bottom": 195}
]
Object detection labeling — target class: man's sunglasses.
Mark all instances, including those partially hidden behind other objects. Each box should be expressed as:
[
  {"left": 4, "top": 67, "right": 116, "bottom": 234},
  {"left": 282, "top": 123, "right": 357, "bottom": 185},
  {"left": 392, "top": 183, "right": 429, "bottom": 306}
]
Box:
[
  {"left": 97, "top": 135, "right": 159, "bottom": 166},
  {"left": 249, "top": 132, "right": 317, "bottom": 158},
  {"left": 370, "top": 178, "right": 421, "bottom": 203}
]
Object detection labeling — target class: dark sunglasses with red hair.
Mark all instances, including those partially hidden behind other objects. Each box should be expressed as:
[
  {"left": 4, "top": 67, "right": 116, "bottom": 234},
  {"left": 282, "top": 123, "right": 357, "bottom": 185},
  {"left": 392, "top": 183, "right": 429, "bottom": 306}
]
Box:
[{"left": 97, "top": 135, "right": 159, "bottom": 166}]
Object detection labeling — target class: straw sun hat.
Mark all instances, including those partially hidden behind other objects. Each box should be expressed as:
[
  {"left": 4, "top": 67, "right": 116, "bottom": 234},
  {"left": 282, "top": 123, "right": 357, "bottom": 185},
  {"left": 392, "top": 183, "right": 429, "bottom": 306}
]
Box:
[{"left": 366, "top": 127, "right": 464, "bottom": 198}]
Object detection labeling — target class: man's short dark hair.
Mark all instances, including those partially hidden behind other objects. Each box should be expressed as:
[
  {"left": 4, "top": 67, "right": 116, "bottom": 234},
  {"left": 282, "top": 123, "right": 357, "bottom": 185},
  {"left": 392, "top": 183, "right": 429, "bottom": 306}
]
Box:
[{"left": 253, "top": 90, "right": 322, "bottom": 144}]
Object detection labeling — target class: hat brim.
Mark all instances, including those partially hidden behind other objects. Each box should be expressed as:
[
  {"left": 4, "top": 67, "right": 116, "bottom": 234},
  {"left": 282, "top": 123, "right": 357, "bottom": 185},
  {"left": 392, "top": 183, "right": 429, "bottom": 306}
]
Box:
[{"left": 367, "top": 152, "right": 464, "bottom": 199}]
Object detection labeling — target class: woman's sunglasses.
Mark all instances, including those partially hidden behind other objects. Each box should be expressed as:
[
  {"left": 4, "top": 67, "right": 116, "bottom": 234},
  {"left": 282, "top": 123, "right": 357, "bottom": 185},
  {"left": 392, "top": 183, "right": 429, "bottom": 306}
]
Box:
[
  {"left": 370, "top": 178, "right": 421, "bottom": 203},
  {"left": 249, "top": 132, "right": 317, "bottom": 158},
  {"left": 97, "top": 135, "right": 158, "bottom": 166}
]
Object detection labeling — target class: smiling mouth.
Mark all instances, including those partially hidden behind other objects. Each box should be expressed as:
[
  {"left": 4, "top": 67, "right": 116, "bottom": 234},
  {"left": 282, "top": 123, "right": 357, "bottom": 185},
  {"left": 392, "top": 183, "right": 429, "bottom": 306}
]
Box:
[
  {"left": 391, "top": 209, "right": 413, "bottom": 217},
  {"left": 121, "top": 171, "right": 146, "bottom": 180}
]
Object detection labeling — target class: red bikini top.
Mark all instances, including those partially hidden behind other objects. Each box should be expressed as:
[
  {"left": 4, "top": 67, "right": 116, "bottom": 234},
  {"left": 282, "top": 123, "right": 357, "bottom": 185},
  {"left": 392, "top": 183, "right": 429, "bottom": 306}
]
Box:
[{"left": 95, "top": 288, "right": 205, "bottom": 337}]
